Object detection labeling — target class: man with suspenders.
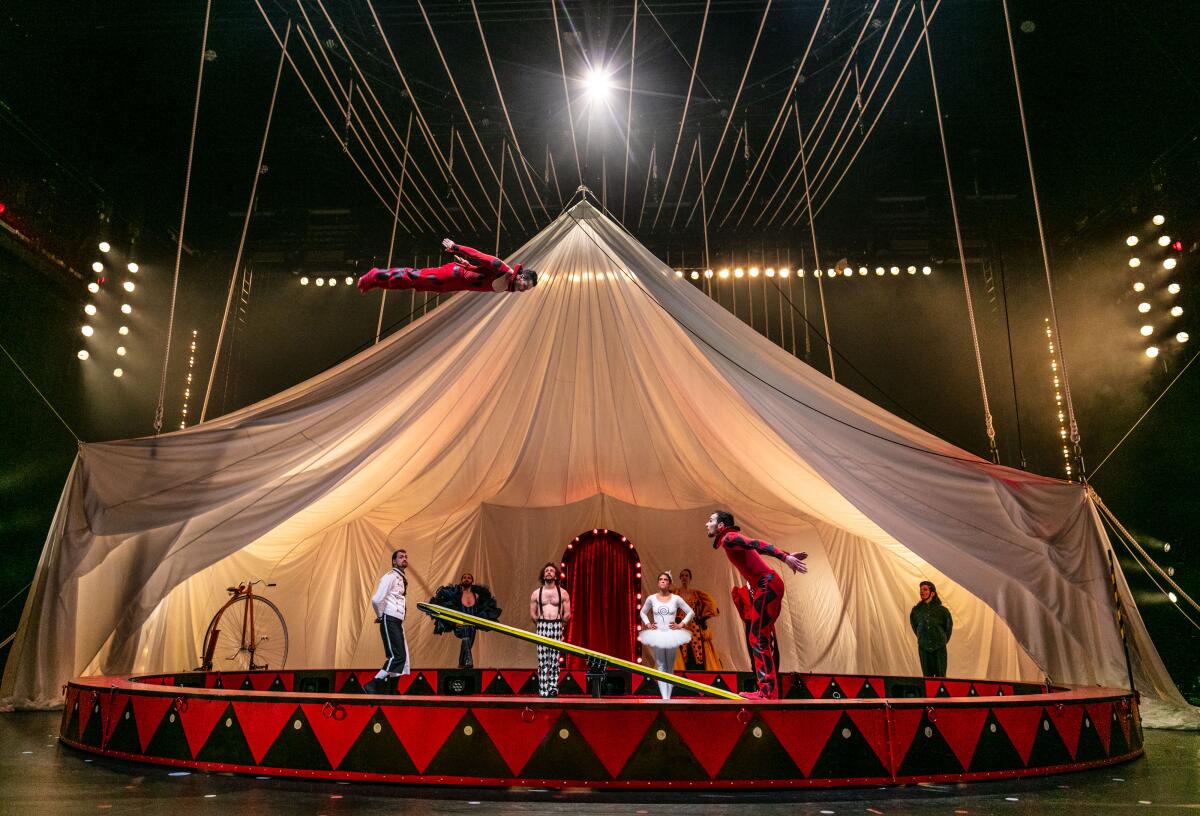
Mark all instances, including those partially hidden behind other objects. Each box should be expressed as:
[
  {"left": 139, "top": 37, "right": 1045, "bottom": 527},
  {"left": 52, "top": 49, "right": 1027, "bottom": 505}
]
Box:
[{"left": 528, "top": 563, "right": 572, "bottom": 697}]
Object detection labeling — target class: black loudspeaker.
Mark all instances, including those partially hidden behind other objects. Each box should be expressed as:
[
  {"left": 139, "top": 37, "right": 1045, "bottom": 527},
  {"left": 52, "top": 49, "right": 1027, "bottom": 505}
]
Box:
[
  {"left": 599, "top": 671, "right": 628, "bottom": 697},
  {"left": 737, "top": 672, "right": 759, "bottom": 693},
  {"left": 298, "top": 675, "right": 331, "bottom": 694},
  {"left": 885, "top": 677, "right": 924, "bottom": 699},
  {"left": 439, "top": 670, "right": 479, "bottom": 696}
]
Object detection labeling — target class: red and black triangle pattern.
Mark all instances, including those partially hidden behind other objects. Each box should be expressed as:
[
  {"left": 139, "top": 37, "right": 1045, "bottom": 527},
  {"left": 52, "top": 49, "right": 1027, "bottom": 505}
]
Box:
[{"left": 60, "top": 680, "right": 1143, "bottom": 788}]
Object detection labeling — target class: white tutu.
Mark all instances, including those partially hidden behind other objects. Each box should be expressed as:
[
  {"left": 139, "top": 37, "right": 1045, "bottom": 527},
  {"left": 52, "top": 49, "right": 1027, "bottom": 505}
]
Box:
[{"left": 638, "top": 627, "right": 691, "bottom": 649}]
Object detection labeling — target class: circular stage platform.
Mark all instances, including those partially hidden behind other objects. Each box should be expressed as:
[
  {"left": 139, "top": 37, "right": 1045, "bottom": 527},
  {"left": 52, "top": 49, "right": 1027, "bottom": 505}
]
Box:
[{"left": 60, "top": 668, "right": 1142, "bottom": 789}]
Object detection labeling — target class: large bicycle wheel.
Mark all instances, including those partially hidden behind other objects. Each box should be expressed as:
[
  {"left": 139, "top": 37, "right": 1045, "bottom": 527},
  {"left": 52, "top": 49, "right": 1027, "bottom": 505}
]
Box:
[{"left": 209, "top": 595, "right": 289, "bottom": 671}]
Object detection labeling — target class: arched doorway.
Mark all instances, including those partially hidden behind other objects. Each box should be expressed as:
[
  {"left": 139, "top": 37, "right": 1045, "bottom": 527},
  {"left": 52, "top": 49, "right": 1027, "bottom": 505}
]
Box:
[{"left": 561, "top": 528, "right": 642, "bottom": 667}]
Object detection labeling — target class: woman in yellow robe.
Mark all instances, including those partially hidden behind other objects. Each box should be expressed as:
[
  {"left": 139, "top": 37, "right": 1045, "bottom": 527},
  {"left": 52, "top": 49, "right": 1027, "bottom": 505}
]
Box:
[{"left": 673, "top": 568, "right": 723, "bottom": 671}]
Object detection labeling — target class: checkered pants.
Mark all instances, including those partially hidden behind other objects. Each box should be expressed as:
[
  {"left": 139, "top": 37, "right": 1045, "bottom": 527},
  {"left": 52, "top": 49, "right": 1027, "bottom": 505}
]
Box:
[{"left": 535, "top": 620, "right": 564, "bottom": 696}]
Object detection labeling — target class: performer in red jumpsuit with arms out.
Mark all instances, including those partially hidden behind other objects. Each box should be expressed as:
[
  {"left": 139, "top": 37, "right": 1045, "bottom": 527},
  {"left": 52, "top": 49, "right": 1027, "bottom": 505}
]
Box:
[
  {"left": 357, "top": 238, "right": 538, "bottom": 294},
  {"left": 707, "top": 511, "right": 807, "bottom": 699}
]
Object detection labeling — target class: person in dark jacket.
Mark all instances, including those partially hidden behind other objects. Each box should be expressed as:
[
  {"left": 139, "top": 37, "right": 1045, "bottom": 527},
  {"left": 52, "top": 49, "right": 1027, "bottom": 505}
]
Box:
[
  {"left": 427, "top": 573, "right": 501, "bottom": 668},
  {"left": 909, "top": 580, "right": 953, "bottom": 677}
]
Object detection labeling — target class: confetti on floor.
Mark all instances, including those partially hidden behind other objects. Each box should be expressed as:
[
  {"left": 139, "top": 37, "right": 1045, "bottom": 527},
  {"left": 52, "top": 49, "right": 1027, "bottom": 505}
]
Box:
[{"left": 1005, "top": 797, "right": 1019, "bottom": 802}]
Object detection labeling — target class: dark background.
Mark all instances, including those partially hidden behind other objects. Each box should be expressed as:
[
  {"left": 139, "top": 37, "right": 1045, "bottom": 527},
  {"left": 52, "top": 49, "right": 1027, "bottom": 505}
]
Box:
[{"left": 1, "top": 1, "right": 1196, "bottom": 699}]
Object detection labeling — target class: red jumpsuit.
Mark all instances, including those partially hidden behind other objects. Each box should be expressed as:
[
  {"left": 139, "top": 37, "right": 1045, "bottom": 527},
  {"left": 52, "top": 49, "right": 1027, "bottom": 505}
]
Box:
[
  {"left": 358, "top": 243, "right": 519, "bottom": 293},
  {"left": 714, "top": 527, "right": 792, "bottom": 698}
]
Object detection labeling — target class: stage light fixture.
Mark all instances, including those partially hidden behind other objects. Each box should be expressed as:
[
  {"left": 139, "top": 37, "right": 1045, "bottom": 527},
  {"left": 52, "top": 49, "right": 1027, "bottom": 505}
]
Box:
[
  {"left": 1170, "top": 306, "right": 1183, "bottom": 317},
  {"left": 81, "top": 325, "right": 94, "bottom": 337},
  {"left": 1163, "top": 258, "right": 1177, "bottom": 270},
  {"left": 765, "top": 268, "right": 776, "bottom": 277},
  {"left": 1133, "top": 282, "right": 1146, "bottom": 292},
  {"left": 329, "top": 277, "right": 339, "bottom": 286},
  {"left": 98, "top": 241, "right": 111, "bottom": 253},
  {"left": 1177, "top": 331, "right": 1189, "bottom": 343},
  {"left": 84, "top": 304, "right": 97, "bottom": 316},
  {"left": 113, "top": 368, "right": 124, "bottom": 377},
  {"left": 1152, "top": 214, "right": 1165, "bottom": 226},
  {"left": 797, "top": 269, "right": 806, "bottom": 277},
  {"left": 675, "top": 270, "right": 684, "bottom": 277},
  {"left": 92, "top": 261, "right": 104, "bottom": 273},
  {"left": 345, "top": 276, "right": 354, "bottom": 285},
  {"left": 1128, "top": 258, "right": 1141, "bottom": 268},
  {"left": 718, "top": 268, "right": 729, "bottom": 279},
  {"left": 734, "top": 267, "right": 745, "bottom": 278},
  {"left": 300, "top": 276, "right": 309, "bottom": 285},
  {"left": 858, "top": 266, "right": 868, "bottom": 275},
  {"left": 815, "top": 269, "right": 823, "bottom": 277},
  {"left": 121, "top": 303, "right": 132, "bottom": 314},
  {"left": 127, "top": 262, "right": 139, "bottom": 273},
  {"left": 749, "top": 267, "right": 759, "bottom": 277},
  {"left": 316, "top": 277, "right": 325, "bottom": 286},
  {"left": 88, "top": 282, "right": 100, "bottom": 294},
  {"left": 780, "top": 268, "right": 790, "bottom": 277},
  {"left": 583, "top": 68, "right": 614, "bottom": 101},
  {"left": 1169, "top": 591, "right": 1178, "bottom": 603},
  {"left": 118, "top": 325, "right": 129, "bottom": 335},
  {"left": 1145, "top": 346, "right": 1159, "bottom": 358},
  {"left": 704, "top": 269, "right": 713, "bottom": 278},
  {"left": 117, "top": 346, "right": 127, "bottom": 356},
  {"left": 690, "top": 270, "right": 699, "bottom": 279},
  {"left": 922, "top": 266, "right": 932, "bottom": 275},
  {"left": 842, "top": 268, "right": 852, "bottom": 277},
  {"left": 907, "top": 265, "right": 917, "bottom": 274},
  {"left": 1140, "top": 325, "right": 1153, "bottom": 336},
  {"left": 77, "top": 350, "right": 89, "bottom": 361},
  {"left": 1138, "top": 302, "right": 1151, "bottom": 313},
  {"left": 123, "top": 280, "right": 135, "bottom": 292},
  {"left": 890, "top": 266, "right": 900, "bottom": 275},
  {"left": 875, "top": 267, "right": 885, "bottom": 275},
  {"left": 1126, "top": 236, "right": 1138, "bottom": 247},
  {"left": 1168, "top": 283, "right": 1181, "bottom": 294},
  {"left": 1158, "top": 235, "right": 1171, "bottom": 247}
]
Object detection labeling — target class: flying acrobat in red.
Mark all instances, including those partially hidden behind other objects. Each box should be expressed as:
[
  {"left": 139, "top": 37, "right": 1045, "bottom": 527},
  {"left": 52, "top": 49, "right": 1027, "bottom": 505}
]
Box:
[{"left": 357, "top": 238, "right": 538, "bottom": 294}]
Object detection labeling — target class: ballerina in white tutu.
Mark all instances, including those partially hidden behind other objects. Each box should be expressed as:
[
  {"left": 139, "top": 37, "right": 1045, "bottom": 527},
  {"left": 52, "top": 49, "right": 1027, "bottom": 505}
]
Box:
[{"left": 638, "top": 572, "right": 695, "bottom": 699}]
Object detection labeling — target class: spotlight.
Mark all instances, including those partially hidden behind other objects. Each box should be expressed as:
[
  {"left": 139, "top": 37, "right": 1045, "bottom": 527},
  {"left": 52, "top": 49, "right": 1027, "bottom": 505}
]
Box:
[
  {"left": 749, "top": 267, "right": 759, "bottom": 277},
  {"left": 121, "top": 303, "right": 132, "bottom": 314},
  {"left": 583, "top": 68, "right": 614, "bottom": 101},
  {"left": 890, "top": 266, "right": 900, "bottom": 275},
  {"left": 765, "top": 268, "right": 776, "bottom": 277},
  {"left": 907, "top": 265, "right": 917, "bottom": 274},
  {"left": 113, "top": 368, "right": 124, "bottom": 377},
  {"left": 1163, "top": 258, "right": 1177, "bottom": 270},
  {"left": 1168, "top": 282, "right": 1181, "bottom": 294},
  {"left": 1152, "top": 214, "right": 1165, "bottom": 226},
  {"left": 718, "top": 268, "right": 729, "bottom": 279},
  {"left": 704, "top": 269, "right": 713, "bottom": 278},
  {"left": 300, "top": 276, "right": 309, "bottom": 285},
  {"left": 1126, "top": 236, "right": 1138, "bottom": 247},
  {"left": 117, "top": 346, "right": 127, "bottom": 356},
  {"left": 81, "top": 325, "right": 94, "bottom": 337},
  {"left": 1129, "top": 258, "right": 1141, "bottom": 268},
  {"left": 1138, "top": 302, "right": 1151, "bottom": 313},
  {"left": 779, "top": 268, "right": 790, "bottom": 277},
  {"left": 329, "top": 277, "right": 338, "bottom": 286},
  {"left": 690, "top": 270, "right": 699, "bottom": 280},
  {"left": 843, "top": 268, "right": 852, "bottom": 277},
  {"left": 1177, "top": 331, "right": 1190, "bottom": 343},
  {"left": 922, "top": 266, "right": 932, "bottom": 275},
  {"left": 316, "top": 277, "right": 325, "bottom": 286},
  {"left": 98, "top": 241, "right": 111, "bottom": 253},
  {"left": 92, "top": 261, "right": 104, "bottom": 273},
  {"left": 1170, "top": 306, "right": 1183, "bottom": 317},
  {"left": 118, "top": 325, "right": 129, "bottom": 335},
  {"left": 734, "top": 267, "right": 744, "bottom": 278},
  {"left": 88, "top": 282, "right": 100, "bottom": 294},
  {"left": 797, "top": 268, "right": 806, "bottom": 277},
  {"left": 1158, "top": 235, "right": 1171, "bottom": 247},
  {"left": 1140, "top": 325, "right": 1153, "bottom": 337},
  {"left": 815, "top": 269, "right": 823, "bottom": 277},
  {"left": 127, "top": 262, "right": 139, "bottom": 273},
  {"left": 875, "top": 267, "right": 885, "bottom": 275},
  {"left": 77, "top": 350, "right": 89, "bottom": 361},
  {"left": 84, "top": 304, "right": 97, "bottom": 316},
  {"left": 1145, "top": 346, "right": 1159, "bottom": 359},
  {"left": 675, "top": 270, "right": 684, "bottom": 277},
  {"left": 858, "top": 266, "right": 868, "bottom": 275},
  {"left": 1133, "top": 281, "right": 1146, "bottom": 292},
  {"left": 345, "top": 276, "right": 354, "bottom": 285},
  {"left": 123, "top": 280, "right": 135, "bottom": 292},
  {"left": 1168, "top": 591, "right": 1179, "bottom": 603}
]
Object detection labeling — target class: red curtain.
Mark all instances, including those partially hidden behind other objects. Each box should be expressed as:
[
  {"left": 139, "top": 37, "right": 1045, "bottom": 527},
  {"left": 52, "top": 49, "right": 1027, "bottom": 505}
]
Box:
[{"left": 563, "top": 532, "right": 638, "bottom": 667}]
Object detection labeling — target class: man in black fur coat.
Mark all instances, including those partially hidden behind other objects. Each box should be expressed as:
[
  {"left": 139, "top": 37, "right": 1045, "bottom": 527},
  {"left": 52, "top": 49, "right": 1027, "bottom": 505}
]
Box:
[{"left": 428, "top": 573, "right": 502, "bottom": 668}]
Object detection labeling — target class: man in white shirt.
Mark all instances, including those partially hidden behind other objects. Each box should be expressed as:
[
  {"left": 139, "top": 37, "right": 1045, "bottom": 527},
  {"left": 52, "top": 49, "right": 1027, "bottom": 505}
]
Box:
[{"left": 365, "top": 549, "right": 410, "bottom": 694}]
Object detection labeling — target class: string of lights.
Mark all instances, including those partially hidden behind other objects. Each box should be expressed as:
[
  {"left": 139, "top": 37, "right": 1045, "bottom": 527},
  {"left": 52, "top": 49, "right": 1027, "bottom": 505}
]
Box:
[
  {"left": 1128, "top": 213, "right": 1188, "bottom": 360},
  {"left": 79, "top": 240, "right": 137, "bottom": 378},
  {"left": 671, "top": 264, "right": 935, "bottom": 280},
  {"left": 1044, "top": 318, "right": 1072, "bottom": 480},
  {"left": 180, "top": 330, "right": 197, "bottom": 430}
]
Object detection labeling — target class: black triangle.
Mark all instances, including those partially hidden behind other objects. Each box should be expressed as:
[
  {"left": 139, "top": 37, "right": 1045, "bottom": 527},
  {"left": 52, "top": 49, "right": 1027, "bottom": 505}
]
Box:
[
  {"left": 857, "top": 680, "right": 880, "bottom": 699},
  {"left": 103, "top": 698, "right": 141, "bottom": 754},
  {"left": 785, "top": 677, "right": 814, "bottom": 699},
  {"left": 338, "top": 707, "right": 418, "bottom": 775},
  {"left": 809, "top": 711, "right": 890, "bottom": 779},
  {"left": 823, "top": 678, "right": 848, "bottom": 700},
  {"left": 522, "top": 711, "right": 611, "bottom": 781},
  {"left": 1026, "top": 710, "right": 1072, "bottom": 768},
  {"left": 402, "top": 673, "right": 435, "bottom": 696},
  {"left": 424, "top": 710, "right": 512, "bottom": 778},
  {"left": 239, "top": 676, "right": 255, "bottom": 690},
  {"left": 258, "top": 706, "right": 332, "bottom": 771},
  {"left": 338, "top": 674, "right": 364, "bottom": 694},
  {"left": 268, "top": 675, "right": 287, "bottom": 692},
  {"left": 1074, "top": 710, "right": 1108, "bottom": 763},
  {"left": 79, "top": 698, "right": 103, "bottom": 748},
  {"left": 144, "top": 704, "right": 193, "bottom": 761},
  {"left": 618, "top": 713, "right": 709, "bottom": 781},
  {"left": 517, "top": 674, "right": 541, "bottom": 695},
  {"left": 65, "top": 696, "right": 82, "bottom": 742},
  {"left": 633, "top": 675, "right": 659, "bottom": 697},
  {"left": 896, "top": 710, "right": 964, "bottom": 776},
  {"left": 716, "top": 714, "right": 801, "bottom": 780},
  {"left": 1130, "top": 708, "right": 1144, "bottom": 750},
  {"left": 557, "top": 674, "right": 584, "bottom": 696},
  {"left": 710, "top": 674, "right": 734, "bottom": 691},
  {"left": 968, "top": 710, "right": 1026, "bottom": 773},
  {"left": 195, "top": 703, "right": 256, "bottom": 767},
  {"left": 934, "top": 683, "right": 952, "bottom": 698},
  {"left": 483, "top": 674, "right": 514, "bottom": 695},
  {"left": 1109, "top": 708, "right": 1130, "bottom": 756}
]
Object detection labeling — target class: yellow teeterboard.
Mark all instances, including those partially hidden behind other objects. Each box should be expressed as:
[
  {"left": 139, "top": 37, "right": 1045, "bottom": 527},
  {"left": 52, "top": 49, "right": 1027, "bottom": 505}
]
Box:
[{"left": 416, "top": 602, "right": 743, "bottom": 700}]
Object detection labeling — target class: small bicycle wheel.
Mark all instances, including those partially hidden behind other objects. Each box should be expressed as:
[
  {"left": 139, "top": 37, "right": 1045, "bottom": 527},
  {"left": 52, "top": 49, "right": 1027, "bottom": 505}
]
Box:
[{"left": 209, "top": 595, "right": 289, "bottom": 671}]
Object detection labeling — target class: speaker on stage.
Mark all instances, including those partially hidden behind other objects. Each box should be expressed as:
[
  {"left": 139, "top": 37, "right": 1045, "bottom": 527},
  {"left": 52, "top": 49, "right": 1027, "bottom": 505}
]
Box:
[
  {"left": 885, "top": 677, "right": 924, "bottom": 699},
  {"left": 439, "top": 669, "right": 479, "bottom": 696}
]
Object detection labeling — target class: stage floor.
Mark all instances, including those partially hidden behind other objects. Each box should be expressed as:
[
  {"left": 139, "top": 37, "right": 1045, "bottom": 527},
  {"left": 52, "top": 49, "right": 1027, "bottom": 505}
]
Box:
[{"left": 2, "top": 711, "right": 1196, "bottom": 814}]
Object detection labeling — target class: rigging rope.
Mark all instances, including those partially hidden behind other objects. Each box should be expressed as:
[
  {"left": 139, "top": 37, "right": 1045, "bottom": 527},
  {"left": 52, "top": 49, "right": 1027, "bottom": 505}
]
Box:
[
  {"left": 921, "top": 0, "right": 998, "bottom": 461},
  {"left": 551, "top": 0, "right": 583, "bottom": 186},
  {"left": 622, "top": 0, "right": 637, "bottom": 224},
  {"left": 154, "top": 0, "right": 212, "bottom": 436},
  {"left": 1001, "top": 0, "right": 1083, "bottom": 476},
  {"left": 0, "top": 342, "right": 81, "bottom": 443},
  {"left": 377, "top": 112, "right": 414, "bottom": 345},
  {"left": 201, "top": 21, "right": 291, "bottom": 425},
  {"left": 793, "top": 102, "right": 836, "bottom": 381}
]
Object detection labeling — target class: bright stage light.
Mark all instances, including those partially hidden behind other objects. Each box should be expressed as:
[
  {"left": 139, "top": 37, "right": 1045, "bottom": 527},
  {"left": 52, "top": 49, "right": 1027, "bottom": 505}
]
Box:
[
  {"left": 1163, "top": 257, "right": 1177, "bottom": 270},
  {"left": 113, "top": 368, "right": 124, "bottom": 377},
  {"left": 88, "top": 282, "right": 100, "bottom": 294},
  {"left": 1169, "top": 591, "right": 1179, "bottom": 603},
  {"left": 780, "top": 268, "right": 790, "bottom": 277},
  {"left": 815, "top": 269, "right": 823, "bottom": 277},
  {"left": 92, "top": 261, "right": 104, "bottom": 273},
  {"left": 1145, "top": 346, "right": 1159, "bottom": 359},
  {"left": 797, "top": 269, "right": 805, "bottom": 277},
  {"left": 675, "top": 270, "right": 684, "bottom": 277},
  {"left": 127, "top": 262, "right": 139, "bottom": 273},
  {"left": 328, "top": 277, "right": 338, "bottom": 286},
  {"left": 77, "top": 350, "right": 89, "bottom": 361},
  {"left": 117, "top": 346, "right": 127, "bottom": 356},
  {"left": 922, "top": 266, "right": 932, "bottom": 275},
  {"left": 84, "top": 304, "right": 97, "bottom": 316},
  {"left": 1168, "top": 282, "right": 1181, "bottom": 294},
  {"left": 843, "top": 268, "right": 852, "bottom": 277},
  {"left": 1152, "top": 214, "right": 1165, "bottom": 226},
  {"left": 584, "top": 68, "right": 614, "bottom": 101},
  {"left": 718, "top": 268, "right": 729, "bottom": 279},
  {"left": 81, "top": 325, "right": 94, "bottom": 337},
  {"left": 121, "top": 303, "right": 132, "bottom": 314},
  {"left": 749, "top": 267, "right": 759, "bottom": 277},
  {"left": 765, "top": 268, "right": 776, "bottom": 277},
  {"left": 1170, "top": 306, "right": 1183, "bottom": 317},
  {"left": 734, "top": 267, "right": 745, "bottom": 278},
  {"left": 1140, "top": 325, "right": 1153, "bottom": 336},
  {"left": 1137, "top": 302, "right": 1151, "bottom": 313},
  {"left": 1129, "top": 257, "right": 1141, "bottom": 268},
  {"left": 690, "top": 270, "right": 699, "bottom": 280},
  {"left": 98, "top": 241, "right": 111, "bottom": 253},
  {"left": 1158, "top": 235, "right": 1171, "bottom": 247},
  {"left": 858, "top": 266, "right": 868, "bottom": 275},
  {"left": 890, "top": 266, "right": 900, "bottom": 275},
  {"left": 1133, "top": 281, "right": 1146, "bottom": 292},
  {"left": 1177, "top": 331, "right": 1190, "bottom": 343},
  {"left": 316, "top": 277, "right": 325, "bottom": 286},
  {"left": 704, "top": 269, "right": 713, "bottom": 278},
  {"left": 300, "top": 276, "right": 309, "bottom": 285},
  {"left": 345, "top": 276, "right": 354, "bottom": 285},
  {"left": 907, "top": 265, "right": 917, "bottom": 274},
  {"left": 875, "top": 267, "right": 885, "bottom": 275},
  {"left": 123, "top": 280, "right": 135, "bottom": 292},
  {"left": 118, "top": 325, "right": 129, "bottom": 335},
  {"left": 1126, "top": 236, "right": 1138, "bottom": 247}
]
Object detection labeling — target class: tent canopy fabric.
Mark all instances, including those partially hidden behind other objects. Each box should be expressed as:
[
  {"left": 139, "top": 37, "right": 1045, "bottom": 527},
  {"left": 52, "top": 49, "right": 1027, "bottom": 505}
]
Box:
[{"left": 2, "top": 201, "right": 1191, "bottom": 726}]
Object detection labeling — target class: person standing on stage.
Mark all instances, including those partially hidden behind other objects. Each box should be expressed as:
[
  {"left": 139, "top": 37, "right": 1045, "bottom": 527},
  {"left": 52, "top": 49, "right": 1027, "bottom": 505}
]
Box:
[
  {"left": 674, "top": 568, "right": 723, "bottom": 671},
  {"left": 910, "top": 580, "right": 953, "bottom": 677},
  {"left": 428, "top": 572, "right": 502, "bottom": 668},
  {"left": 707, "top": 511, "right": 807, "bottom": 699},
  {"left": 529, "top": 563, "right": 571, "bottom": 697},
  {"left": 357, "top": 238, "right": 538, "bottom": 294},
  {"left": 365, "top": 549, "right": 410, "bottom": 694},
  {"left": 638, "top": 572, "right": 694, "bottom": 700}
]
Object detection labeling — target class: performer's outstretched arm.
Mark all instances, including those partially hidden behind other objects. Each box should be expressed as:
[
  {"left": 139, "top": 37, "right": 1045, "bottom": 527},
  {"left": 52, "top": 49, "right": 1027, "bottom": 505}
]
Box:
[
  {"left": 723, "top": 533, "right": 808, "bottom": 574},
  {"left": 442, "top": 238, "right": 509, "bottom": 275}
]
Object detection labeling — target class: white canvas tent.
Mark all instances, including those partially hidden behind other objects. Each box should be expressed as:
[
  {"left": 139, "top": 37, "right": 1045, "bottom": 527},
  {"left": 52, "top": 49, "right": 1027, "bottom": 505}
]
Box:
[{"left": 2, "top": 201, "right": 1192, "bottom": 725}]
